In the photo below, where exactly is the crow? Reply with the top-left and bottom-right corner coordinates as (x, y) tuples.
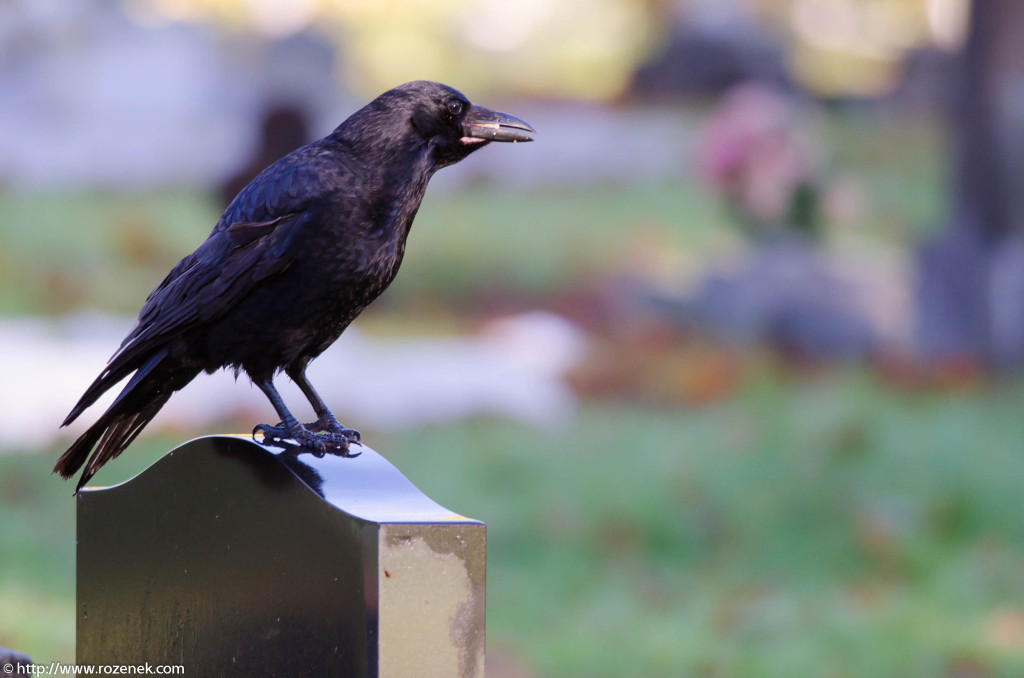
(55, 81), (535, 492)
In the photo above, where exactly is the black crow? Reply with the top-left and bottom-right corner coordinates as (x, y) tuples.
(55, 81), (535, 492)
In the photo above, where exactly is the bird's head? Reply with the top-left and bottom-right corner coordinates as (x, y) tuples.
(343, 81), (535, 170)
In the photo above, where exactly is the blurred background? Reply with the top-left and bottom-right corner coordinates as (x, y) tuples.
(4, 0), (1024, 675)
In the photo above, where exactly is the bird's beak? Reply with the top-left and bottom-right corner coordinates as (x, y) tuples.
(461, 104), (536, 143)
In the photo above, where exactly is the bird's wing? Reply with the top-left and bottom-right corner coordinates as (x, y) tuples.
(64, 147), (344, 426)
(118, 211), (306, 358)
(63, 211), (308, 427)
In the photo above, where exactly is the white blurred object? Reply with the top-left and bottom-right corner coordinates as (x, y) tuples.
(0, 311), (585, 451)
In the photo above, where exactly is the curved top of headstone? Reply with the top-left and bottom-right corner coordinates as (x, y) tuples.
(81, 434), (478, 525)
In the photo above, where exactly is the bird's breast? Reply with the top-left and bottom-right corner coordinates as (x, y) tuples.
(303, 218), (407, 307)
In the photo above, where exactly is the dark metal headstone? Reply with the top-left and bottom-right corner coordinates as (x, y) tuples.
(76, 436), (485, 677)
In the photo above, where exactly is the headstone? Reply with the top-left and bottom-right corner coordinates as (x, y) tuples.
(76, 435), (485, 677)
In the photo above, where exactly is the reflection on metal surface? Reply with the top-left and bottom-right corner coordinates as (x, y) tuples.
(77, 435), (486, 677)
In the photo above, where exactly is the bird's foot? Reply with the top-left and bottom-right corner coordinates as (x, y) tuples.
(303, 415), (361, 443)
(253, 422), (325, 454)
(253, 423), (361, 458)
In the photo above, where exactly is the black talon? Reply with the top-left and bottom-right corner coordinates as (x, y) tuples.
(304, 414), (360, 439)
(250, 374), (362, 459)
(254, 420), (361, 459)
(253, 423), (286, 446)
(325, 433), (362, 457)
(253, 421), (326, 452)
(331, 428), (360, 444)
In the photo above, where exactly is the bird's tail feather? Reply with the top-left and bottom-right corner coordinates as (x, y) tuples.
(55, 351), (195, 493)
(62, 347), (166, 428)
(54, 398), (169, 493)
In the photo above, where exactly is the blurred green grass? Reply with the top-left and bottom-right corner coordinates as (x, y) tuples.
(386, 370), (1024, 677)
(822, 108), (946, 241)
(7, 372), (1024, 676)
(0, 182), (737, 316)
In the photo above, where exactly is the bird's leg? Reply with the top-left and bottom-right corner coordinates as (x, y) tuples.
(287, 366), (361, 445)
(252, 378), (354, 456)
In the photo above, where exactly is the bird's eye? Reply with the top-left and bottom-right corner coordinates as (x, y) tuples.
(446, 100), (463, 116)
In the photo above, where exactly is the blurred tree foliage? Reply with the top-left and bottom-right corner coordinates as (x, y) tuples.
(771, 0), (968, 97)
(122, 0), (968, 100)
(122, 0), (654, 99)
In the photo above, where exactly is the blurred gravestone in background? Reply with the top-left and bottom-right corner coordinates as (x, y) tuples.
(917, 0), (1024, 365)
(641, 81), (884, 359)
(629, 6), (792, 99)
(0, 5), (345, 190)
(219, 104), (311, 208)
(652, 239), (877, 359)
(0, 648), (32, 675)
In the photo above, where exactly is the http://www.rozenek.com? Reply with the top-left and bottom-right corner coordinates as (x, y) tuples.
(6, 664), (184, 675)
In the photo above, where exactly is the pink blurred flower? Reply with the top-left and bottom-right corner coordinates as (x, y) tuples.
(697, 82), (821, 232)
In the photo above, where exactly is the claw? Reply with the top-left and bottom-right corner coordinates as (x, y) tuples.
(253, 422), (325, 454)
(329, 436), (362, 458)
(334, 428), (360, 444)
(304, 415), (361, 442)
(252, 423), (283, 446)
(253, 421), (360, 458)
